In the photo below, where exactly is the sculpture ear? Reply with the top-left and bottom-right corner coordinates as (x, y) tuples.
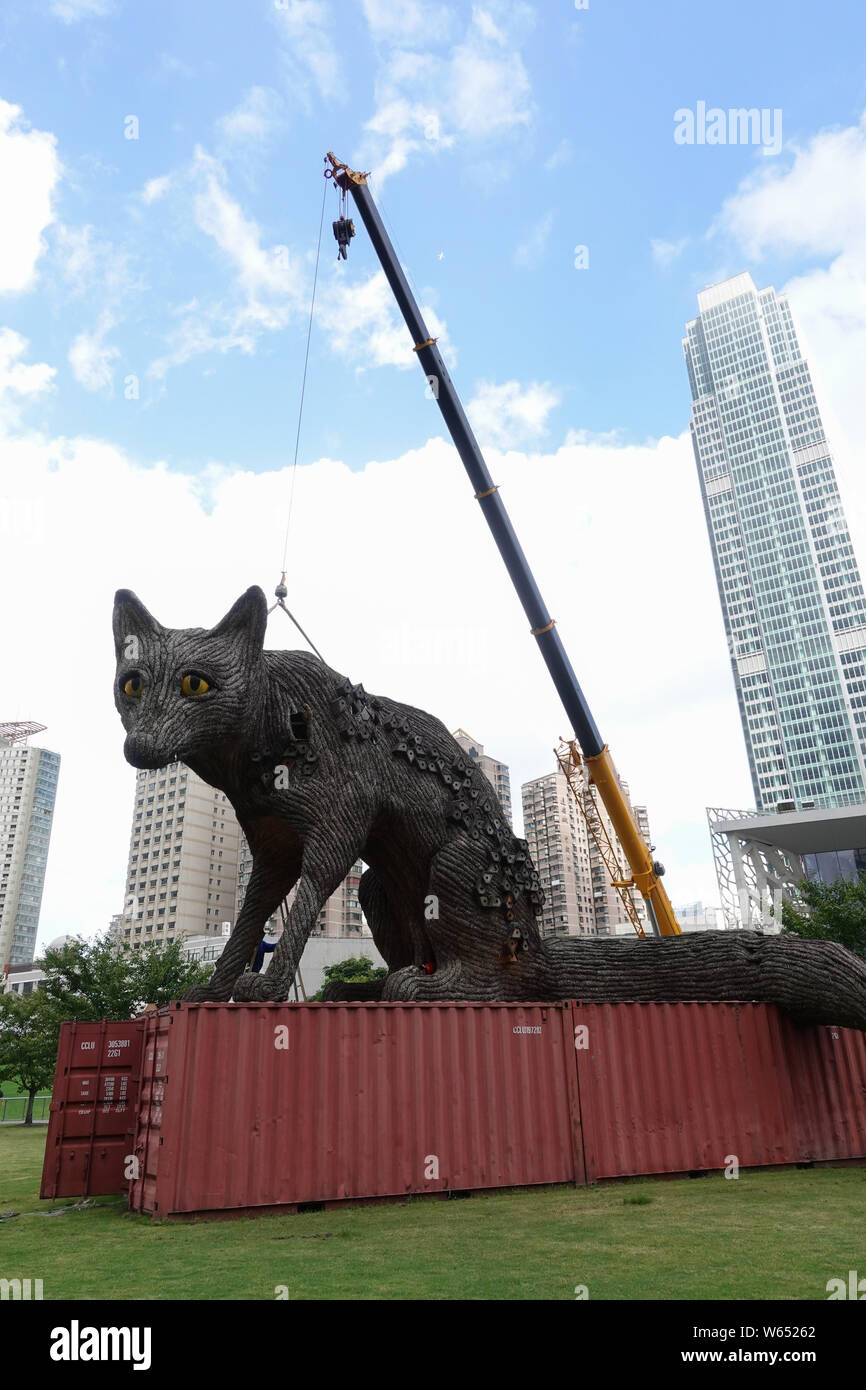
(113, 590), (163, 661)
(210, 586), (268, 655)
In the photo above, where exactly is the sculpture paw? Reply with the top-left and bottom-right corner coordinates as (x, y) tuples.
(181, 982), (231, 1003)
(381, 966), (437, 1002)
(231, 970), (289, 1003)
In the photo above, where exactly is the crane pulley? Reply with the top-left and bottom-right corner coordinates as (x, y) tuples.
(332, 215), (355, 260)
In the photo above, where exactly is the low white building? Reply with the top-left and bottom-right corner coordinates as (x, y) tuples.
(4, 927), (386, 1000)
(184, 924), (385, 997)
(708, 804), (866, 929)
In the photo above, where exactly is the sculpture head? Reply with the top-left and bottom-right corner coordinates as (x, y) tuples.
(112, 587), (268, 769)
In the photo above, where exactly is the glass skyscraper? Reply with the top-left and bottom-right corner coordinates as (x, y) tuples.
(0, 729), (60, 966)
(685, 272), (866, 812)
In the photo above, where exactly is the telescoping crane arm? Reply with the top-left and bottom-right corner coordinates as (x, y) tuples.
(325, 152), (680, 938)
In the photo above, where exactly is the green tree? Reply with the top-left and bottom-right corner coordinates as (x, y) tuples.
(311, 954), (387, 1001)
(781, 874), (866, 961)
(0, 937), (213, 1121)
(0, 989), (66, 1123)
(39, 932), (212, 1020)
(128, 937), (214, 1012)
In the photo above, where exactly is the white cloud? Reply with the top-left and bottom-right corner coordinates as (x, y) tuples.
(651, 236), (689, 268)
(448, 34), (531, 140)
(544, 138), (572, 172)
(318, 267), (451, 371)
(191, 149), (300, 325)
(514, 210), (554, 270)
(54, 225), (104, 291)
(0, 328), (55, 427)
(49, 0), (114, 21)
(272, 0), (342, 104)
(0, 100), (61, 294)
(472, 8), (507, 44)
(68, 312), (120, 393)
(361, 91), (455, 182)
(563, 426), (625, 448)
(148, 299), (261, 382)
(361, 0), (454, 42)
(358, 3), (533, 183)
(141, 174), (171, 204)
(714, 113), (866, 261)
(466, 379), (560, 447)
(217, 87), (284, 147)
(53, 223), (140, 299)
(158, 53), (195, 80)
(149, 150), (304, 379)
(0, 408), (752, 948)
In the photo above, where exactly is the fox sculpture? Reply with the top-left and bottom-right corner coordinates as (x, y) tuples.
(112, 585), (866, 1029)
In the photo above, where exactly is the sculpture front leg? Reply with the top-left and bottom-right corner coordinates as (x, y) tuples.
(182, 854), (297, 1002)
(233, 829), (366, 1002)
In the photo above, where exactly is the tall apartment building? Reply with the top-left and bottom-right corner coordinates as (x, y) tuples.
(685, 272), (866, 811)
(522, 769), (652, 937)
(522, 771), (595, 935)
(313, 860), (365, 936)
(118, 762), (241, 948)
(452, 729), (512, 825)
(0, 723), (60, 967)
(236, 840), (366, 937)
(589, 787), (652, 935)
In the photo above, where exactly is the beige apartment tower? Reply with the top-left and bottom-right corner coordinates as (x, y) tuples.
(452, 729), (512, 826)
(588, 785), (653, 936)
(522, 772), (596, 935)
(236, 840), (367, 938)
(522, 769), (652, 937)
(118, 762), (241, 948)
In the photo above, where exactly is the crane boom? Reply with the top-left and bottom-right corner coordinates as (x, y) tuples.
(325, 152), (680, 937)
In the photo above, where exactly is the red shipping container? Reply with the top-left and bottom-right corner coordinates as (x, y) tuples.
(43, 1001), (866, 1213)
(573, 1002), (866, 1183)
(786, 1017), (866, 1161)
(129, 1001), (583, 1217)
(40, 1018), (144, 1199)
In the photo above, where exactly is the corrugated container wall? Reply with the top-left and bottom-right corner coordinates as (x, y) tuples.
(42, 1003), (866, 1215)
(130, 1002), (582, 1217)
(574, 1002), (866, 1182)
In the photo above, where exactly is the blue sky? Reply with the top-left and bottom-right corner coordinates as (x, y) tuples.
(2, 0), (866, 944)
(3, 0), (865, 469)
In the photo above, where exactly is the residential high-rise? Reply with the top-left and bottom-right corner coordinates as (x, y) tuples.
(685, 272), (866, 812)
(117, 762), (241, 948)
(522, 771), (596, 935)
(236, 840), (366, 937)
(522, 768), (652, 937)
(452, 729), (512, 825)
(589, 787), (653, 936)
(312, 860), (366, 936)
(0, 723), (60, 967)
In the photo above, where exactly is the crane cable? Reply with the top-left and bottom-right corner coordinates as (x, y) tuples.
(269, 172), (329, 663)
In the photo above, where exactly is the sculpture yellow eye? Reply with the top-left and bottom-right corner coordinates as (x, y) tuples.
(124, 676), (143, 698)
(181, 674), (209, 697)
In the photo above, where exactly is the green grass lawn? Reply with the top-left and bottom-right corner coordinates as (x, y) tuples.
(2, 1125), (864, 1300)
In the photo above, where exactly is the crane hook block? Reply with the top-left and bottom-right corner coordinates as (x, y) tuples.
(333, 216), (355, 260)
